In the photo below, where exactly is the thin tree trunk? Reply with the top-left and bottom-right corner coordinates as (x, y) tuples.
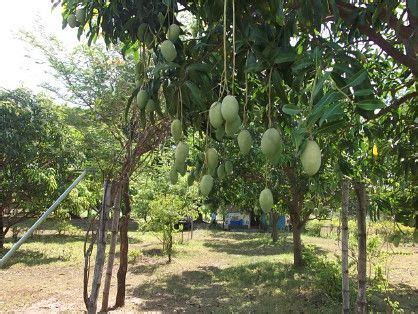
(292, 225), (304, 268)
(87, 180), (111, 314)
(101, 183), (122, 312)
(0, 209), (4, 251)
(354, 182), (367, 314)
(115, 181), (131, 308)
(271, 210), (278, 243)
(341, 178), (350, 313)
(190, 219), (193, 239)
(415, 213), (418, 231)
(168, 228), (173, 263)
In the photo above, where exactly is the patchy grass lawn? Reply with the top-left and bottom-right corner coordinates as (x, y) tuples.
(1, 228), (417, 312)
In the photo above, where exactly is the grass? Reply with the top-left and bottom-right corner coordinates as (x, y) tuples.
(1, 228), (417, 312)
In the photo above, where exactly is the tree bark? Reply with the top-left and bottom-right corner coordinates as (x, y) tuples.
(101, 183), (122, 312)
(0, 209), (4, 251)
(271, 210), (278, 243)
(190, 218), (193, 239)
(284, 166), (308, 268)
(115, 181), (131, 308)
(341, 178), (350, 314)
(292, 225), (304, 268)
(168, 230), (173, 263)
(415, 213), (418, 231)
(87, 180), (111, 314)
(354, 182), (367, 314)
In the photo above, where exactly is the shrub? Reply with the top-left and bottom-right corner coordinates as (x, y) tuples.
(304, 220), (322, 237)
(303, 245), (345, 302)
(128, 249), (141, 264)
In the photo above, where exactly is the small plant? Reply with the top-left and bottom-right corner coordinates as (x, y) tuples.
(304, 220), (322, 237)
(128, 249), (141, 264)
(146, 193), (192, 263)
(303, 245), (347, 302)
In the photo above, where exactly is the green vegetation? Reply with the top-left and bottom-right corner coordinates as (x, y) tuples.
(1, 0), (417, 312)
(1, 229), (417, 311)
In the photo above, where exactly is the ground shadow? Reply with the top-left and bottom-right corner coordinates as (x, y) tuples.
(129, 260), (341, 312)
(130, 258), (168, 275)
(369, 282), (418, 312)
(202, 230), (293, 256)
(128, 236), (418, 312)
(0, 248), (64, 268)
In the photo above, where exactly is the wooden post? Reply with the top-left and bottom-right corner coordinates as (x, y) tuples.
(101, 183), (122, 312)
(115, 181), (132, 308)
(87, 180), (111, 314)
(354, 182), (367, 314)
(341, 178), (350, 313)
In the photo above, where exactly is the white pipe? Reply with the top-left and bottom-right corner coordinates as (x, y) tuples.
(0, 170), (87, 267)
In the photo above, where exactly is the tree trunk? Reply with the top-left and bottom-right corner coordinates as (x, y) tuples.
(101, 183), (122, 312)
(196, 210), (203, 223)
(190, 219), (193, 239)
(0, 210), (4, 251)
(284, 165), (308, 268)
(292, 225), (304, 268)
(415, 213), (418, 231)
(168, 228), (173, 263)
(271, 210), (278, 243)
(341, 178), (350, 314)
(87, 180), (112, 314)
(115, 181), (131, 308)
(354, 182), (367, 314)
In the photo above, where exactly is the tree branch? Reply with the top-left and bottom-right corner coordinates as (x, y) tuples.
(367, 91), (418, 121)
(335, 1), (418, 77)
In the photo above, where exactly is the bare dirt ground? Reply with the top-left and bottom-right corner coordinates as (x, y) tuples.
(1, 229), (417, 312)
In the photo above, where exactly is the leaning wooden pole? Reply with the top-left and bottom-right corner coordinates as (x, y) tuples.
(341, 178), (350, 313)
(101, 183), (122, 312)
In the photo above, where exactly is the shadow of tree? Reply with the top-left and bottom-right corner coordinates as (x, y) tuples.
(130, 260), (342, 312)
(368, 282), (418, 312)
(0, 248), (64, 267)
(203, 237), (293, 256)
(129, 255), (168, 275)
(128, 233), (418, 312)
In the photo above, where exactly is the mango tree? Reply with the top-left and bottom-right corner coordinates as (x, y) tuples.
(54, 0), (417, 310)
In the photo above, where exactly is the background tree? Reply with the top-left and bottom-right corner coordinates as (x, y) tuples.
(0, 88), (82, 250)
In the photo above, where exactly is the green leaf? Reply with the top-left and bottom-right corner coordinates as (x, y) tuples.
(312, 73), (330, 100)
(276, 0), (285, 26)
(282, 104), (301, 115)
(344, 69), (368, 88)
(185, 81), (204, 105)
(354, 89), (374, 97)
(319, 102), (343, 125)
(316, 119), (347, 134)
(187, 63), (211, 73)
(245, 52), (263, 73)
(292, 59), (313, 73)
(312, 91), (340, 115)
(153, 62), (179, 76)
(407, 0), (418, 18)
(356, 100), (385, 111)
(274, 51), (297, 64)
(331, 71), (347, 89)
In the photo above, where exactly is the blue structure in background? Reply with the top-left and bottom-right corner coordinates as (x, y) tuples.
(260, 212), (287, 230)
(277, 215), (286, 230)
(229, 219), (244, 227)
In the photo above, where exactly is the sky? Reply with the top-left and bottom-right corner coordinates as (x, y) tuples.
(0, 0), (80, 93)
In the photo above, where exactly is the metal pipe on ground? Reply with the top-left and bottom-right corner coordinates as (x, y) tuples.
(0, 170), (88, 268)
